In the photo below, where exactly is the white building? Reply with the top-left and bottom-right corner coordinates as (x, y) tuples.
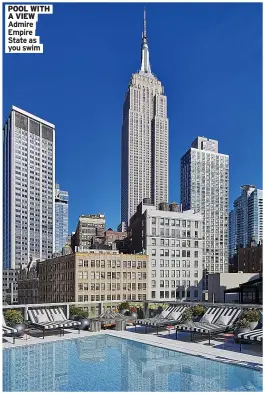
(180, 137), (229, 289)
(55, 183), (69, 253)
(3, 106), (55, 269)
(121, 10), (168, 226)
(229, 185), (263, 257)
(130, 201), (204, 301)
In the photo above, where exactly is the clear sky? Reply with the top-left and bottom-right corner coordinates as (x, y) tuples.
(3, 2), (262, 233)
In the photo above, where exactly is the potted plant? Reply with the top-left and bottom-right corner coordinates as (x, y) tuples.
(4, 310), (25, 337)
(69, 306), (89, 329)
(234, 318), (251, 336)
(130, 306), (138, 319)
(191, 305), (206, 321)
(242, 309), (260, 330)
(180, 309), (193, 324)
(118, 302), (130, 315)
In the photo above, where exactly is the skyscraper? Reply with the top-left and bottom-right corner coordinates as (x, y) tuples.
(121, 10), (169, 226)
(180, 137), (229, 286)
(55, 183), (69, 253)
(3, 106), (55, 269)
(229, 185), (263, 257)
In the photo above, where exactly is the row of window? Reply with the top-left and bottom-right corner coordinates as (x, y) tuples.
(152, 249), (199, 258)
(78, 260), (147, 269)
(78, 271), (147, 280)
(78, 294), (147, 302)
(151, 290), (199, 299)
(151, 270), (199, 278)
(151, 218), (199, 227)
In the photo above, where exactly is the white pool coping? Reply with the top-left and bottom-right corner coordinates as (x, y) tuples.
(3, 327), (262, 372)
(105, 330), (263, 372)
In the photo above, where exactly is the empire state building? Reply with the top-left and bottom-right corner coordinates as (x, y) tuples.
(121, 10), (169, 226)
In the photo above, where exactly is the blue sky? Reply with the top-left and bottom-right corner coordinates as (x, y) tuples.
(3, 2), (262, 233)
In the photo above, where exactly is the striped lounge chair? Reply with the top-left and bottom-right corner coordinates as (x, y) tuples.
(28, 308), (81, 339)
(138, 305), (188, 335)
(2, 315), (18, 344)
(175, 306), (242, 345)
(135, 305), (175, 326)
(237, 329), (263, 352)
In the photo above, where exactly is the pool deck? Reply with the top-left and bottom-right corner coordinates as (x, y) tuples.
(3, 325), (262, 372)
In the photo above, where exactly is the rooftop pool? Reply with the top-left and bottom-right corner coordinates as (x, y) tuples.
(3, 335), (263, 392)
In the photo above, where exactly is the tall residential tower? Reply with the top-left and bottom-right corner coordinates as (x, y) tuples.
(229, 185), (263, 257)
(55, 183), (69, 253)
(121, 10), (169, 226)
(181, 137), (229, 289)
(3, 106), (55, 269)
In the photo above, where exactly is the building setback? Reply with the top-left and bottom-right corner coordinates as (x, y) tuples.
(121, 10), (168, 226)
(129, 201), (203, 302)
(229, 185), (263, 257)
(180, 137), (229, 289)
(55, 183), (69, 253)
(3, 106), (55, 269)
(37, 251), (148, 315)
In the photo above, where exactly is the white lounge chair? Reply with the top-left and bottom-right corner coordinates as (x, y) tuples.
(175, 306), (242, 345)
(28, 307), (81, 339)
(136, 305), (175, 325)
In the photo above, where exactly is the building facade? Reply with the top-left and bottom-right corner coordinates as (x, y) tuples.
(229, 185), (263, 257)
(3, 106), (55, 269)
(37, 251), (148, 316)
(129, 201), (203, 301)
(121, 11), (168, 226)
(180, 137), (229, 288)
(229, 242), (263, 274)
(71, 214), (106, 251)
(55, 183), (69, 253)
(3, 269), (18, 304)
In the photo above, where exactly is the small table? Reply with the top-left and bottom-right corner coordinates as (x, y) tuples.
(167, 325), (175, 336)
(223, 333), (235, 349)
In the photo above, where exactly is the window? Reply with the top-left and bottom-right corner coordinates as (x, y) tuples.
(152, 291), (156, 299)
(152, 259), (156, 267)
(152, 238), (156, 246)
(152, 249), (156, 256)
(160, 249), (164, 256)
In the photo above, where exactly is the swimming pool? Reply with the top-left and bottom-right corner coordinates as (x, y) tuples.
(3, 335), (262, 392)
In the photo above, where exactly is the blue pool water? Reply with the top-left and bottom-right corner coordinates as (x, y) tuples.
(3, 335), (262, 392)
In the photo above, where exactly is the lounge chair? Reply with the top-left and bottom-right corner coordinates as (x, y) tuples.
(146, 305), (188, 333)
(2, 315), (18, 344)
(28, 308), (81, 339)
(46, 307), (81, 331)
(136, 305), (175, 325)
(135, 305), (187, 334)
(175, 306), (242, 345)
(237, 328), (263, 352)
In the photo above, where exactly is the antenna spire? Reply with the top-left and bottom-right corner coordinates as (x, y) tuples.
(143, 8), (147, 39)
(140, 8), (151, 74)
